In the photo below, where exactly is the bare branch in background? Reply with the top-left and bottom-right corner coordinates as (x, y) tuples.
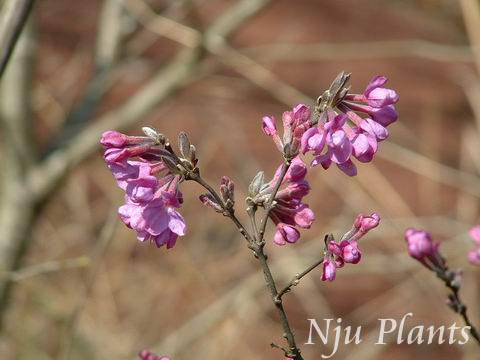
(0, 0), (273, 334)
(0, 19), (36, 328)
(240, 40), (475, 63)
(0, 0), (35, 78)
(460, 0), (480, 74)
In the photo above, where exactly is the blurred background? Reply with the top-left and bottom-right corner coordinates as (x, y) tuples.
(0, 0), (480, 359)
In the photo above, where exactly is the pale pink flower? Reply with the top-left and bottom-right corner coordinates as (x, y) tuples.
(468, 248), (480, 265)
(302, 74), (398, 176)
(469, 225), (480, 245)
(322, 260), (337, 281)
(322, 213), (380, 281)
(255, 157), (314, 245)
(102, 131), (187, 249)
(405, 228), (446, 271)
(468, 225), (480, 265)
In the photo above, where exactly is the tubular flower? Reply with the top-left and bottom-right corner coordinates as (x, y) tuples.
(405, 228), (446, 271)
(321, 213), (380, 281)
(468, 225), (480, 265)
(102, 130), (187, 249)
(255, 157), (315, 245)
(262, 104), (314, 157)
(302, 73), (398, 176)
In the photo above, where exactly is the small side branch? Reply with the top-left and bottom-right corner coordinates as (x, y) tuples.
(438, 271), (480, 345)
(276, 257), (324, 301)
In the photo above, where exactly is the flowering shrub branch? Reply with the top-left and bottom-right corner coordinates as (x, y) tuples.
(101, 71), (397, 359)
(405, 228), (480, 345)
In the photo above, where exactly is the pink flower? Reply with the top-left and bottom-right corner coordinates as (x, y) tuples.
(322, 213), (379, 281)
(322, 260), (337, 281)
(274, 223), (300, 246)
(255, 157), (314, 245)
(102, 131), (187, 249)
(468, 248), (480, 265)
(340, 240), (362, 264)
(468, 225), (480, 266)
(405, 228), (446, 271)
(469, 225), (480, 245)
(354, 213), (381, 234)
(302, 74), (398, 176)
(362, 75), (399, 108)
(262, 104), (314, 156)
(139, 350), (170, 360)
(101, 130), (162, 164)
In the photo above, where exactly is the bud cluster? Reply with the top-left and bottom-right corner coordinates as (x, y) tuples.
(322, 213), (380, 281)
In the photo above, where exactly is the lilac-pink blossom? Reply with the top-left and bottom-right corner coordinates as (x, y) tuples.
(321, 213), (380, 281)
(302, 75), (398, 176)
(468, 248), (480, 265)
(273, 223), (300, 246)
(102, 131), (186, 249)
(469, 225), (480, 245)
(322, 260), (337, 281)
(252, 157), (314, 246)
(405, 228), (446, 271)
(258, 157), (314, 245)
(468, 225), (480, 265)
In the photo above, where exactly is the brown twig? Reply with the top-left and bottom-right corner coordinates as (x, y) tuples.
(437, 270), (480, 345)
(190, 160), (304, 359)
(276, 257), (324, 301)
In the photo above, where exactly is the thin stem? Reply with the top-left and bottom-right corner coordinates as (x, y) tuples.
(438, 272), (480, 345)
(258, 161), (289, 240)
(276, 257), (324, 301)
(190, 164), (304, 359)
(249, 158), (304, 359)
(254, 247), (303, 359)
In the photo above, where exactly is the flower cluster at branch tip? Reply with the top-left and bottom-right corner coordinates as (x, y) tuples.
(251, 157), (314, 245)
(301, 73), (398, 176)
(262, 104), (314, 157)
(138, 350), (170, 360)
(468, 225), (480, 265)
(101, 129), (187, 249)
(322, 213), (380, 281)
(405, 228), (446, 272)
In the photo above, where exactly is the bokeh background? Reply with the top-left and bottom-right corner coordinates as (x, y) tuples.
(1, 0), (480, 359)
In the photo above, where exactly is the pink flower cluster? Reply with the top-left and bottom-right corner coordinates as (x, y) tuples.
(257, 157), (315, 245)
(301, 76), (398, 176)
(101, 131), (186, 249)
(405, 228), (446, 271)
(468, 225), (480, 265)
(139, 350), (170, 360)
(322, 213), (380, 281)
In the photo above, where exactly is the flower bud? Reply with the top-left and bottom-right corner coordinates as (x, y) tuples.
(321, 260), (337, 281)
(274, 223), (300, 246)
(262, 116), (277, 136)
(354, 212), (380, 233)
(340, 240), (362, 264)
(199, 194), (223, 213)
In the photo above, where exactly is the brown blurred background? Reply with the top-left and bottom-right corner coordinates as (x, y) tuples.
(1, 0), (480, 359)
